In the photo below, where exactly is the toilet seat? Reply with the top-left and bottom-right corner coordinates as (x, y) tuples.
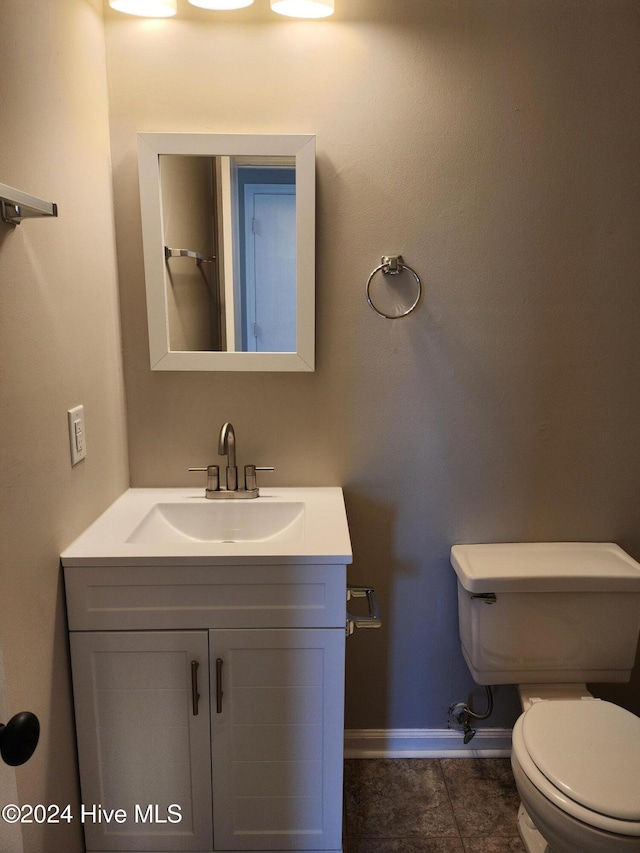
(512, 700), (640, 837)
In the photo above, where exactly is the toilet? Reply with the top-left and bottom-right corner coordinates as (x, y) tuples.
(450, 542), (640, 853)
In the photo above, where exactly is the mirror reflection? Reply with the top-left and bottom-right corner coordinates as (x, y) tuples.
(161, 154), (297, 354)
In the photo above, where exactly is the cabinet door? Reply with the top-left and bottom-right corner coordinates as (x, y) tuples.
(69, 631), (213, 851)
(210, 629), (345, 851)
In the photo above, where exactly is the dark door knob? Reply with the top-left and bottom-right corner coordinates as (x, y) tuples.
(0, 712), (40, 766)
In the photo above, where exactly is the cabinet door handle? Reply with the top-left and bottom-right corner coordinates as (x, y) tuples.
(216, 658), (224, 714)
(191, 660), (200, 716)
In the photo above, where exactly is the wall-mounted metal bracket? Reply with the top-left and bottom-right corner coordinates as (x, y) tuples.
(0, 182), (58, 226)
(164, 246), (215, 266)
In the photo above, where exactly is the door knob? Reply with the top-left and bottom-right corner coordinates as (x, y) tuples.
(0, 711), (40, 766)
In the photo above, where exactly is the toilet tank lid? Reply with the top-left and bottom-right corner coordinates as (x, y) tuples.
(450, 542), (640, 593)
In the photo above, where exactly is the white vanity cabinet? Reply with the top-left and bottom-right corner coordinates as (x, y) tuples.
(208, 627), (345, 851)
(64, 562), (347, 853)
(68, 630), (214, 852)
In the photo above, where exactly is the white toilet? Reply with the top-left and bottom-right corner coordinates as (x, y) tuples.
(451, 542), (640, 853)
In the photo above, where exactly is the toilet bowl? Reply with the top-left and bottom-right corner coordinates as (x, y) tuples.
(510, 697), (640, 852)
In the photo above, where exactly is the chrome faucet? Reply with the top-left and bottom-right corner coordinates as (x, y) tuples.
(218, 422), (237, 491)
(189, 421), (273, 499)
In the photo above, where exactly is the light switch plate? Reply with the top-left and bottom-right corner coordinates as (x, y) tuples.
(68, 405), (86, 466)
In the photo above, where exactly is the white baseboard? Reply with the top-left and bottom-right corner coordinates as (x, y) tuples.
(344, 727), (512, 759)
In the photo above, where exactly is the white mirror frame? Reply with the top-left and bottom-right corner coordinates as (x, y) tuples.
(137, 132), (315, 371)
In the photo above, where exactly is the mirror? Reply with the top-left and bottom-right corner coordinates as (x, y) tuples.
(137, 133), (315, 371)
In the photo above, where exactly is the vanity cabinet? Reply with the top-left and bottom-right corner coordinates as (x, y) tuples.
(68, 630), (213, 852)
(64, 563), (347, 853)
(209, 628), (344, 851)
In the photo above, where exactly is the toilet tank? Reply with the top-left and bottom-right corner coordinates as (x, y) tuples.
(451, 543), (640, 685)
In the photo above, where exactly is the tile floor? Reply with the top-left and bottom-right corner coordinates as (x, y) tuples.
(343, 758), (526, 852)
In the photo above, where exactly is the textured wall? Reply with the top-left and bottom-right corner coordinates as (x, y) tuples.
(105, 0), (640, 730)
(0, 2), (129, 849)
(0, 637), (22, 852)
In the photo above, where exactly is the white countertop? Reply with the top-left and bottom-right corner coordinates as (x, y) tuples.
(61, 487), (353, 566)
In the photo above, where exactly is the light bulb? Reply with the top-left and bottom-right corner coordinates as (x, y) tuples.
(189, 0), (254, 8)
(109, 0), (177, 16)
(270, 0), (334, 18)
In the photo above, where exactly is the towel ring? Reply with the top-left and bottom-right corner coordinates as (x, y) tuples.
(366, 255), (422, 319)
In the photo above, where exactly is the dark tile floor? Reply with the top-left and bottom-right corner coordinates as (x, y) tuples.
(344, 758), (525, 853)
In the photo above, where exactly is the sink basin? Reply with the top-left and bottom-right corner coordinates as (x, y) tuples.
(126, 500), (305, 545)
(61, 487), (352, 565)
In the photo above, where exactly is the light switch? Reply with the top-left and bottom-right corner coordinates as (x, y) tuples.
(68, 405), (86, 466)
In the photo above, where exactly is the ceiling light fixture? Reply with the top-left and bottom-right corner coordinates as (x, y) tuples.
(270, 0), (334, 18)
(109, 0), (334, 18)
(109, 0), (177, 16)
(188, 0), (254, 8)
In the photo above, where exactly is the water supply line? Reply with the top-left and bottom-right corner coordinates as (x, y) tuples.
(449, 686), (494, 744)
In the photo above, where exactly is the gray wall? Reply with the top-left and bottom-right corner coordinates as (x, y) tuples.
(105, 0), (640, 730)
(0, 1), (129, 850)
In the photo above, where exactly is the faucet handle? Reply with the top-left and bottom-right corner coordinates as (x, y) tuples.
(244, 465), (274, 492)
(188, 464), (219, 496)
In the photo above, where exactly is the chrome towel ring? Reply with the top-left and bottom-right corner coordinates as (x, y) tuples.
(366, 255), (422, 319)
